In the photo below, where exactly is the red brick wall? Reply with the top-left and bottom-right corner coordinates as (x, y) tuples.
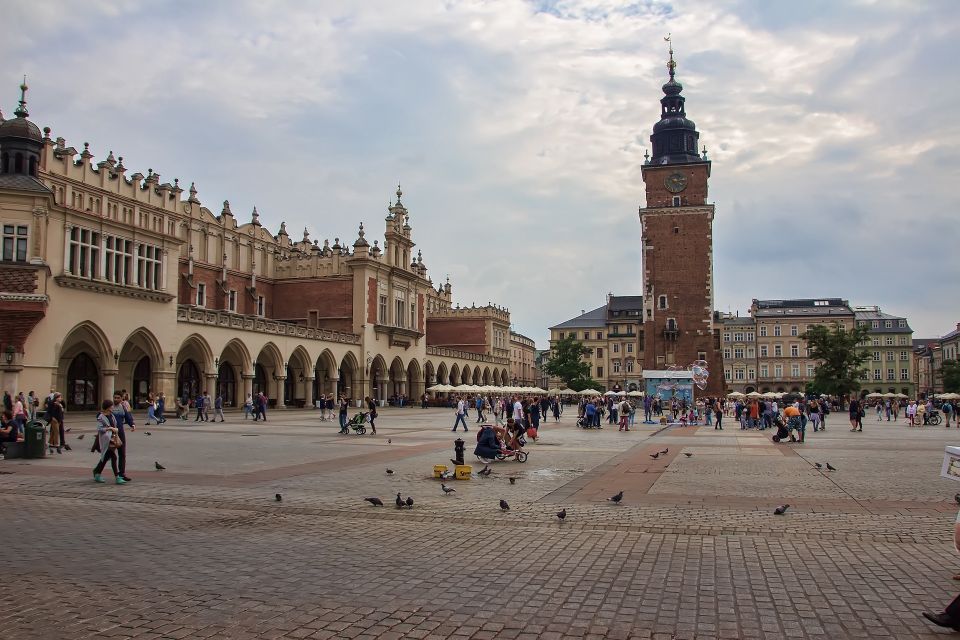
(273, 277), (354, 333)
(178, 261), (275, 317)
(0, 265), (38, 293)
(367, 277), (377, 325)
(641, 161), (723, 395)
(642, 164), (710, 208)
(0, 306), (46, 351)
(426, 317), (486, 354)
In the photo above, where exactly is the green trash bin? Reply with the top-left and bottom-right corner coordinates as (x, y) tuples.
(24, 420), (47, 459)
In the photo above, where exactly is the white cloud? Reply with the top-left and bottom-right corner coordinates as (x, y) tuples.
(2, 0), (958, 342)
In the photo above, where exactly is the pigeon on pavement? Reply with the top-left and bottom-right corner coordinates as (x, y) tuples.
(499, 499), (510, 511)
(556, 508), (566, 521)
(275, 493), (282, 502)
(405, 496), (414, 508)
(650, 452), (660, 459)
(386, 469), (394, 474)
(509, 477), (517, 484)
(661, 448), (669, 455)
(441, 484), (456, 494)
(77, 434), (85, 440)
(814, 463), (823, 469)
(65, 428), (72, 433)
(154, 461), (165, 470)
(683, 452), (693, 458)
(388, 438), (392, 444)
(145, 432), (152, 436)
(608, 491), (624, 504)
(826, 463), (837, 471)
(364, 497), (384, 506)
(774, 504), (790, 515)
(396, 493), (404, 508)
(479, 465), (492, 476)
(955, 493), (960, 506)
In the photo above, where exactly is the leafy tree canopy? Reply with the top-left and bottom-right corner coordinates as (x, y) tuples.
(544, 336), (593, 388)
(801, 322), (871, 398)
(943, 359), (960, 394)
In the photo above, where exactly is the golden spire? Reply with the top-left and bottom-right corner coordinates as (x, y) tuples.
(664, 33), (676, 80)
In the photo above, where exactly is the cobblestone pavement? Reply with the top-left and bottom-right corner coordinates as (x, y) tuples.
(3, 407), (960, 639)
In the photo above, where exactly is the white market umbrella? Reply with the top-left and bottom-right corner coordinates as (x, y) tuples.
(579, 388), (601, 396)
(547, 388), (565, 395)
(746, 391), (763, 398)
(940, 393), (960, 400)
(882, 392), (897, 398)
(865, 392), (883, 398)
(627, 391), (644, 397)
(427, 384), (452, 392)
(727, 391), (745, 398)
(895, 393), (908, 398)
(560, 388), (576, 395)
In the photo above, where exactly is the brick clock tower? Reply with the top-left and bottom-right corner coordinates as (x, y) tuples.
(639, 42), (724, 396)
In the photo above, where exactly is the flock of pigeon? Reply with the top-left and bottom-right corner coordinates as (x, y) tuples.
(141, 438), (841, 521)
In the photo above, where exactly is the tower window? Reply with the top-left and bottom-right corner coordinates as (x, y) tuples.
(658, 295), (667, 310)
(672, 197), (681, 207)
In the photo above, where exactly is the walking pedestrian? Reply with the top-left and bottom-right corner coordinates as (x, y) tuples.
(93, 400), (125, 484)
(849, 396), (862, 432)
(945, 400), (954, 428)
(156, 392), (166, 423)
(214, 394), (225, 422)
(365, 396), (378, 435)
(475, 395), (485, 423)
(146, 393), (158, 425)
(259, 392), (269, 421)
(203, 391), (212, 422)
(452, 395), (468, 432)
(47, 393), (68, 454)
(338, 395), (349, 433)
(111, 392), (134, 482)
(195, 391), (206, 422)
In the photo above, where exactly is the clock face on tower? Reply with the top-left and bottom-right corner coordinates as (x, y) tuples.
(664, 172), (688, 193)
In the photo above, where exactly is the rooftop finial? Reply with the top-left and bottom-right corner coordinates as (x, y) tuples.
(396, 183), (402, 202)
(13, 75), (28, 118)
(664, 33), (676, 80)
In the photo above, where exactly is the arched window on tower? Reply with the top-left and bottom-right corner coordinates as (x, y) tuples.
(1, 153), (8, 173)
(29, 156), (37, 176)
(14, 153), (23, 174)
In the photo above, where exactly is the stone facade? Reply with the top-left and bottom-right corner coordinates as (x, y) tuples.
(0, 86), (511, 408)
(509, 331), (537, 387)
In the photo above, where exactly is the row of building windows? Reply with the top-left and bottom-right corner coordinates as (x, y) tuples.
(862, 369), (912, 381)
(66, 227), (164, 290)
(723, 331), (756, 342)
(858, 319), (908, 329)
(727, 365), (913, 382)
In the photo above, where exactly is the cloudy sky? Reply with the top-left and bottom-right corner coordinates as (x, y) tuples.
(4, 0), (958, 345)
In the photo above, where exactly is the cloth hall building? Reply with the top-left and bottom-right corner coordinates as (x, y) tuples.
(0, 82), (514, 410)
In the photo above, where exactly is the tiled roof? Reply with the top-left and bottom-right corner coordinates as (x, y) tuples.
(0, 174), (51, 194)
(550, 305), (607, 330)
(607, 295), (643, 312)
(754, 298), (853, 318)
(720, 317), (754, 326)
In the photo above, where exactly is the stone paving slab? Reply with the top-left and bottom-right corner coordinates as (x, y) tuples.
(4, 408), (960, 638)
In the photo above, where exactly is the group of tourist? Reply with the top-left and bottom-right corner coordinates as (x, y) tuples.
(449, 394), (562, 433)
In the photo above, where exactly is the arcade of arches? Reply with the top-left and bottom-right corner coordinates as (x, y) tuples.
(53, 321), (509, 410)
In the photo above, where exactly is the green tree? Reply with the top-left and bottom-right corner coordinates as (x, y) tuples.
(544, 336), (593, 387)
(801, 322), (870, 398)
(568, 377), (603, 392)
(943, 359), (960, 394)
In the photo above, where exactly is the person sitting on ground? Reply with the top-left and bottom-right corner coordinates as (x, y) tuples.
(0, 409), (19, 455)
(474, 424), (502, 461)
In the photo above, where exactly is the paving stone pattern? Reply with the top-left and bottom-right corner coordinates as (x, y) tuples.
(3, 407), (960, 639)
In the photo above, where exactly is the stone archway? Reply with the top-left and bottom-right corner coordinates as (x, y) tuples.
(57, 321), (112, 411)
(369, 355), (388, 403)
(407, 359), (423, 401)
(461, 365), (471, 386)
(218, 339), (252, 408)
(424, 361), (436, 389)
(313, 349), (339, 404)
(389, 356), (406, 401)
(339, 352), (359, 400)
(118, 327), (163, 409)
(286, 346), (312, 407)
(254, 342), (284, 407)
(175, 334), (214, 402)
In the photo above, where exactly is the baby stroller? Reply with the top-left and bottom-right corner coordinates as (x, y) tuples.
(343, 411), (369, 435)
(577, 415), (599, 429)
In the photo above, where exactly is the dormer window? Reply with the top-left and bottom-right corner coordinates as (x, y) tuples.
(672, 196), (681, 207)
